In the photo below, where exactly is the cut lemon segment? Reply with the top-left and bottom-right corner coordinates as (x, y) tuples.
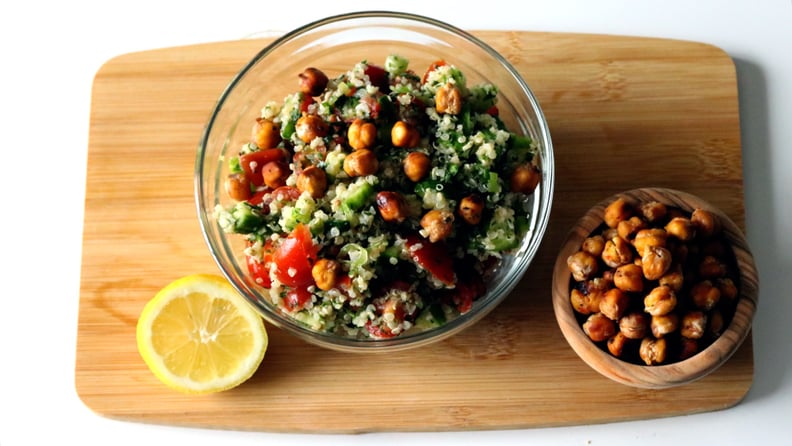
(136, 274), (268, 394)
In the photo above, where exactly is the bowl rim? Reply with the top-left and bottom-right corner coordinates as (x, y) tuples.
(551, 187), (758, 388)
(195, 10), (555, 352)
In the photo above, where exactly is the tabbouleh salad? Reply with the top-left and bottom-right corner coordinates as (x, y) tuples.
(215, 55), (541, 339)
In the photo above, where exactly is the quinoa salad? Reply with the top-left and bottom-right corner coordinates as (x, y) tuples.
(214, 55), (541, 339)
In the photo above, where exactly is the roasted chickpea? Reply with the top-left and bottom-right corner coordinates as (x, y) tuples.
(435, 83), (463, 115)
(295, 115), (329, 143)
(602, 236), (634, 268)
(567, 251), (599, 282)
(639, 337), (667, 365)
(296, 166), (327, 198)
(420, 209), (455, 243)
(311, 258), (340, 291)
(607, 332), (629, 358)
(708, 309), (725, 338)
(642, 246), (673, 280)
(680, 311), (708, 339)
(599, 288), (630, 321)
(690, 280), (721, 310)
(224, 173), (252, 201)
(581, 235), (606, 257)
(604, 197), (633, 228)
(691, 208), (720, 238)
(644, 285), (677, 316)
(698, 255), (728, 278)
(650, 313), (679, 338)
(391, 120), (421, 148)
(619, 312), (649, 340)
(376, 191), (408, 223)
(582, 313), (617, 342)
(613, 263), (644, 293)
(658, 265), (685, 293)
(403, 151), (431, 182)
(640, 201), (667, 223)
(347, 119), (377, 150)
(457, 194), (484, 225)
(343, 149), (379, 177)
(298, 67), (329, 96)
(633, 228), (668, 257)
(571, 288), (606, 315)
(252, 118), (282, 149)
(665, 217), (696, 241)
(261, 160), (289, 189)
(715, 277), (738, 302)
(509, 164), (541, 194)
(602, 227), (619, 241)
(678, 337), (699, 360)
(617, 216), (646, 242)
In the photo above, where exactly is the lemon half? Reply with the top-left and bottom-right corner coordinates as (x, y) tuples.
(136, 274), (268, 394)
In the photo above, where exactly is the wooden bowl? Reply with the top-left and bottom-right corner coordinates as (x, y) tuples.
(552, 188), (759, 389)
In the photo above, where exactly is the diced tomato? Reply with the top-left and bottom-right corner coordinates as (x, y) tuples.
(485, 105), (499, 117)
(299, 95), (315, 113)
(361, 95), (382, 119)
(239, 149), (287, 186)
(273, 224), (317, 288)
(247, 189), (269, 206)
(365, 321), (397, 339)
(283, 286), (312, 312)
(246, 239), (275, 288)
(364, 64), (389, 93)
(422, 60), (447, 84)
(452, 275), (486, 314)
(405, 235), (455, 286)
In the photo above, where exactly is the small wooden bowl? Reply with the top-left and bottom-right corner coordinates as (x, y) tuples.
(552, 188), (759, 389)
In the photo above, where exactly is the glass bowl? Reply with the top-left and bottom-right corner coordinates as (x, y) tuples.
(195, 11), (554, 352)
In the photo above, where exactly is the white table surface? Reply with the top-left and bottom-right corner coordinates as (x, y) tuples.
(2, 0), (790, 444)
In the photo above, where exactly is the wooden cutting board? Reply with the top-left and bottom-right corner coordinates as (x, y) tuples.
(75, 31), (752, 433)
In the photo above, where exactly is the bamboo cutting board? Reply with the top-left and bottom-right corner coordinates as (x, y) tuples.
(75, 31), (752, 433)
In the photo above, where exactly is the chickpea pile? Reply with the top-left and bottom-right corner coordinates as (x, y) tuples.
(567, 197), (740, 366)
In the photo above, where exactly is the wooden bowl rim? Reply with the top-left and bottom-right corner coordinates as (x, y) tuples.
(551, 187), (759, 389)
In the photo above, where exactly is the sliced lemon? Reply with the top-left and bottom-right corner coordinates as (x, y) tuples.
(136, 274), (268, 394)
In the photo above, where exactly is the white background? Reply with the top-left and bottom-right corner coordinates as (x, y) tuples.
(2, 0), (791, 444)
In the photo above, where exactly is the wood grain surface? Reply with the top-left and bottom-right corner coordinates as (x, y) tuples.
(75, 31), (752, 433)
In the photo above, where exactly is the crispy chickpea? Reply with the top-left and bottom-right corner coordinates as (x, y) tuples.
(650, 313), (679, 338)
(644, 285), (677, 316)
(403, 151), (431, 182)
(295, 115), (329, 143)
(680, 311), (708, 339)
(509, 164), (541, 194)
(698, 255), (728, 278)
(633, 228), (668, 257)
(571, 287), (606, 315)
(391, 120), (421, 148)
(701, 238), (728, 258)
(298, 67), (329, 96)
(343, 149), (379, 177)
(659, 265), (685, 293)
(435, 83), (462, 114)
(224, 173), (252, 201)
(665, 217), (696, 241)
(604, 197), (633, 228)
(690, 280), (721, 311)
(567, 251), (599, 282)
(599, 288), (630, 321)
(458, 194), (485, 225)
(252, 118), (282, 149)
(613, 263), (644, 293)
(642, 246), (673, 280)
(678, 337), (699, 360)
(376, 191), (408, 223)
(602, 236), (634, 268)
(691, 208), (720, 238)
(311, 258), (340, 291)
(715, 277), (738, 302)
(581, 235), (606, 257)
(420, 209), (455, 243)
(261, 160), (289, 189)
(640, 201), (667, 223)
(639, 337), (667, 365)
(607, 332), (629, 358)
(619, 312), (649, 340)
(582, 313), (617, 342)
(347, 119), (377, 150)
(617, 216), (646, 242)
(296, 166), (327, 198)
(708, 309), (725, 338)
